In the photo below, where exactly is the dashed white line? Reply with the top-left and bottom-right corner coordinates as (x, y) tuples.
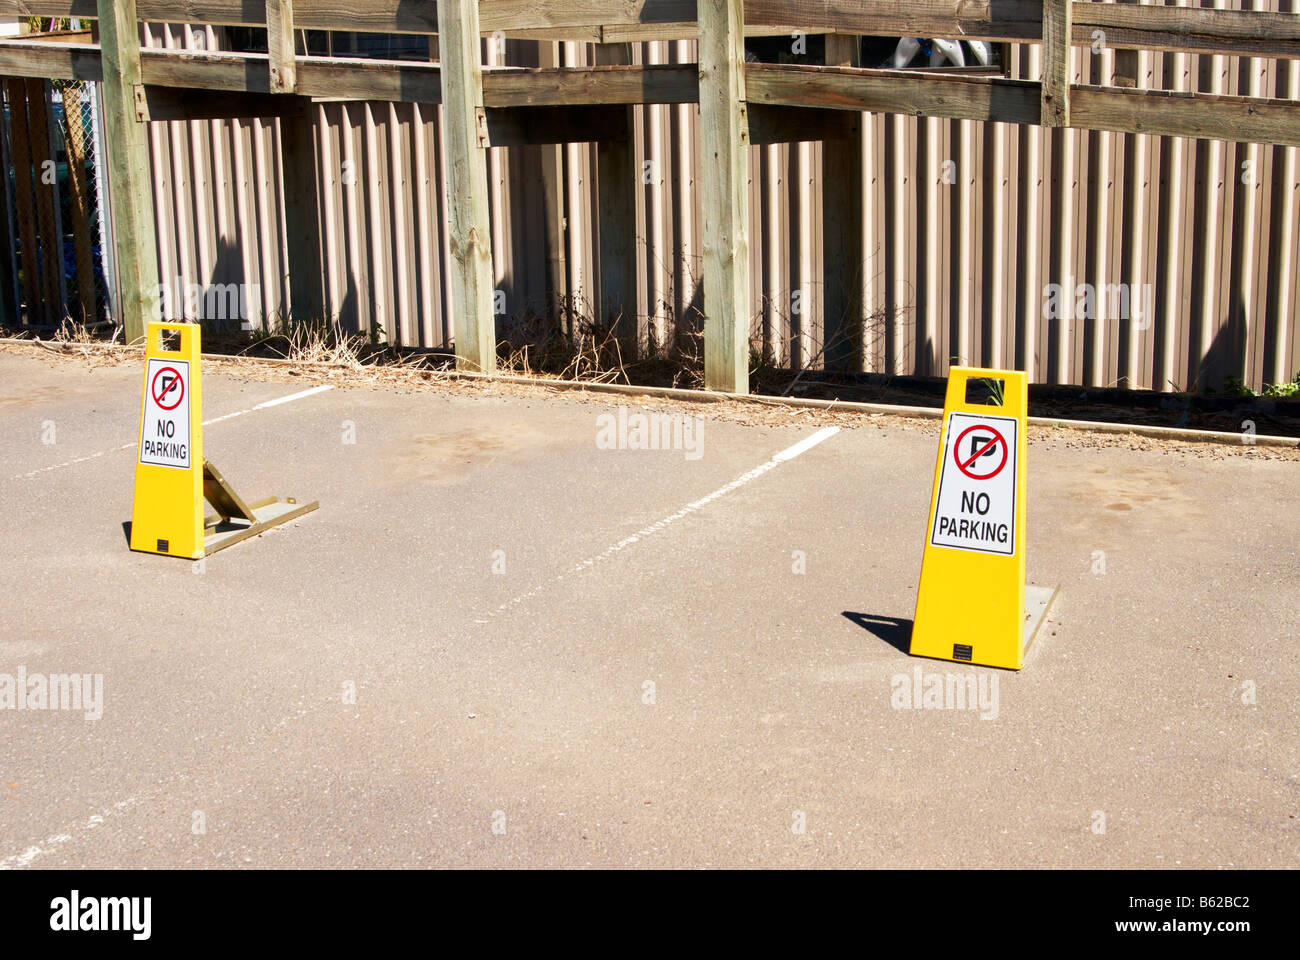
(246, 384), (333, 410)
(203, 384), (334, 424)
(6, 385), (334, 481)
(0, 797), (138, 870)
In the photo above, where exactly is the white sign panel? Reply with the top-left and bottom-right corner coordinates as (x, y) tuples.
(139, 358), (191, 469)
(929, 411), (1018, 556)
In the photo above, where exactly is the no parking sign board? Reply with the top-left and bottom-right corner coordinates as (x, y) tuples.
(130, 324), (205, 558)
(139, 358), (191, 469)
(929, 412), (1018, 556)
(910, 368), (1035, 670)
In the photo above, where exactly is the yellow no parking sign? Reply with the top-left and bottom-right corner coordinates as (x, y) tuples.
(930, 412), (1018, 556)
(130, 323), (205, 558)
(129, 321), (319, 560)
(910, 367), (1051, 670)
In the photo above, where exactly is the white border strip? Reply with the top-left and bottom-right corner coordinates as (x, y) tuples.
(5, 385), (334, 482)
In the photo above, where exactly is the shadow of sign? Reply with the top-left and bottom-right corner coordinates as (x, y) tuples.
(841, 611), (913, 655)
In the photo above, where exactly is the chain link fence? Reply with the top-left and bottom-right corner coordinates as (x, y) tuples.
(1, 24), (113, 335)
(51, 78), (111, 331)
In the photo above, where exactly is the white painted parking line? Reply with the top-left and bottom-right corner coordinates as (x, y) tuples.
(0, 797), (138, 871)
(5, 385), (335, 482)
(204, 384), (335, 423)
(475, 426), (841, 623)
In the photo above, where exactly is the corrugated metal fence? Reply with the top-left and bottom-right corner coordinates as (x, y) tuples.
(143, 4), (1300, 393)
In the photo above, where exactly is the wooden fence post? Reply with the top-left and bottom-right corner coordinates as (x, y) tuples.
(698, 0), (751, 394)
(1042, 0), (1073, 127)
(267, 0), (297, 94)
(437, 0), (497, 373)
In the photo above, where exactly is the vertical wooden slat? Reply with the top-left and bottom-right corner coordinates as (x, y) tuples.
(536, 40), (568, 320)
(485, 39), (507, 330)
(1273, 16), (1300, 385)
(163, 27), (197, 314)
(1020, 43), (1045, 380)
(228, 118), (256, 326)
(97, 0), (159, 342)
(412, 101), (437, 344)
(987, 119), (1009, 369)
(673, 38), (697, 330)
(279, 101), (323, 323)
(1161, 43), (1191, 391)
(141, 26), (173, 319)
(698, 0), (750, 393)
(340, 105), (367, 333)
(183, 25), (215, 308)
(1241, 11), (1271, 391)
(750, 138), (768, 359)
(921, 116), (941, 372)
(823, 33), (864, 372)
(363, 103), (388, 338)
(791, 141), (813, 368)
(434, 100), (454, 345)
(253, 119), (281, 323)
(644, 41), (668, 350)
(1121, 131), (1148, 390)
(956, 118), (976, 368)
(317, 104), (341, 323)
(1198, 0), (1230, 389)
(437, 0), (496, 372)
(760, 142), (780, 363)
(208, 110), (235, 306)
(865, 111), (885, 372)
(595, 42), (639, 351)
(887, 114), (909, 375)
(389, 102), (413, 343)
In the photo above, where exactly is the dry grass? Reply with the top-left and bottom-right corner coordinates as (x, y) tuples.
(495, 297), (707, 390)
(4, 335), (1297, 462)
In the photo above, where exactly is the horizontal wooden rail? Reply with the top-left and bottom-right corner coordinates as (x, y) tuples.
(0, 41), (702, 105)
(4, 36), (1298, 148)
(1, 1), (1299, 58)
(745, 62), (1300, 146)
(746, 61), (1041, 125)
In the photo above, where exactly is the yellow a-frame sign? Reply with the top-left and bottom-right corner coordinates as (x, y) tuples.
(129, 322), (318, 559)
(130, 322), (205, 557)
(910, 367), (1055, 670)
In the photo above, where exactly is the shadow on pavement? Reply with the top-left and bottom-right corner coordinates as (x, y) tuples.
(842, 611), (913, 654)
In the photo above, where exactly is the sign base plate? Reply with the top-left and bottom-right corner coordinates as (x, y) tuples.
(203, 496), (319, 556)
(1023, 583), (1061, 660)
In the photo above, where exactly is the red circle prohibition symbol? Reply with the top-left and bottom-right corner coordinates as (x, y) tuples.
(953, 424), (1008, 480)
(151, 366), (185, 411)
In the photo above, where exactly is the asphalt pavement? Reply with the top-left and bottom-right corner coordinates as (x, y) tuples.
(0, 348), (1296, 868)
